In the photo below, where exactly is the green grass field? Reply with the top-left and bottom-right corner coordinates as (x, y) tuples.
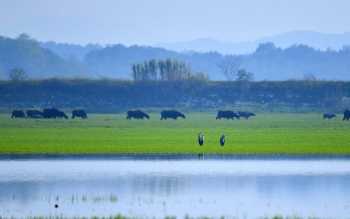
(0, 113), (350, 155)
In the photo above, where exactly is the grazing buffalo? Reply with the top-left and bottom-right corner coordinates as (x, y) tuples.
(323, 113), (336, 120)
(343, 109), (350, 121)
(127, 110), (150, 120)
(11, 110), (25, 118)
(26, 109), (44, 118)
(72, 109), (88, 119)
(43, 108), (68, 119)
(238, 111), (256, 119)
(160, 110), (186, 120)
(216, 110), (240, 120)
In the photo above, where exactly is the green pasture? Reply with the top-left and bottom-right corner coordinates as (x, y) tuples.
(0, 113), (349, 155)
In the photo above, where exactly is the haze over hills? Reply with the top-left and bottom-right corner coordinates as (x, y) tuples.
(1, 31), (350, 81)
(40, 42), (102, 61)
(157, 31), (350, 54)
(0, 35), (87, 79)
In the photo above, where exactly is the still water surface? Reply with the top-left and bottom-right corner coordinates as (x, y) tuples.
(0, 159), (350, 218)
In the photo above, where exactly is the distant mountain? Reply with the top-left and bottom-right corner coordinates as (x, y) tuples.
(2, 34), (350, 81)
(156, 38), (256, 55)
(239, 43), (350, 80)
(0, 35), (87, 79)
(157, 31), (350, 55)
(84, 42), (350, 81)
(84, 44), (224, 80)
(40, 41), (102, 61)
(259, 31), (350, 51)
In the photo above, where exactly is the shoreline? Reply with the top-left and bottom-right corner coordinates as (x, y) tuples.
(1, 153), (350, 160)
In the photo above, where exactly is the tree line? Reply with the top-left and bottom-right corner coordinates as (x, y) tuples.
(131, 59), (208, 81)
(0, 79), (349, 113)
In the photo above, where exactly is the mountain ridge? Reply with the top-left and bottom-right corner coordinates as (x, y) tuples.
(156, 31), (350, 54)
(1, 32), (350, 81)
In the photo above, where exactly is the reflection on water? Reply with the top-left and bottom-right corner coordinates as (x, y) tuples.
(0, 159), (350, 218)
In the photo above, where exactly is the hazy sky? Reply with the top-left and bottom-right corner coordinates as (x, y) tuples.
(1, 0), (349, 45)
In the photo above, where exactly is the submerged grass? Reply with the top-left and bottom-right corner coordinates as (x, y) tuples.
(0, 113), (349, 155)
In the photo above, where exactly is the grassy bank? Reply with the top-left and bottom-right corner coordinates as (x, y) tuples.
(0, 113), (349, 155)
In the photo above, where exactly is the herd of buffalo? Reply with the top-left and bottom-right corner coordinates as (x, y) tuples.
(10, 109), (254, 120)
(323, 110), (350, 120)
(126, 110), (256, 120)
(127, 110), (187, 120)
(10, 109), (350, 121)
(11, 109), (87, 119)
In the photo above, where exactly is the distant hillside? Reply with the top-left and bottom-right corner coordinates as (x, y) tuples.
(84, 42), (350, 81)
(157, 31), (350, 55)
(157, 38), (256, 55)
(40, 41), (102, 61)
(0, 35), (87, 79)
(239, 43), (350, 80)
(1, 34), (350, 81)
(84, 44), (224, 80)
(259, 31), (350, 51)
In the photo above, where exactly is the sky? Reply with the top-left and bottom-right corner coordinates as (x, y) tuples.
(0, 0), (350, 45)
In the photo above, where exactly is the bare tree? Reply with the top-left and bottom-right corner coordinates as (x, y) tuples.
(148, 59), (158, 80)
(17, 33), (32, 41)
(8, 68), (28, 81)
(132, 59), (200, 82)
(218, 56), (242, 81)
(303, 73), (317, 81)
(236, 69), (254, 81)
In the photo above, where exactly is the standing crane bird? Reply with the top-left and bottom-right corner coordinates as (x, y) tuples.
(198, 132), (204, 146)
(220, 134), (225, 146)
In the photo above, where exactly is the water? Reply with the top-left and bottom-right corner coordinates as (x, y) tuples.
(0, 159), (350, 218)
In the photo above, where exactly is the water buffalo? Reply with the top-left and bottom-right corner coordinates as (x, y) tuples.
(323, 113), (336, 120)
(11, 110), (25, 118)
(216, 110), (240, 120)
(72, 109), (88, 119)
(26, 109), (44, 118)
(160, 110), (186, 120)
(238, 111), (256, 119)
(127, 110), (150, 120)
(343, 109), (350, 121)
(43, 108), (68, 119)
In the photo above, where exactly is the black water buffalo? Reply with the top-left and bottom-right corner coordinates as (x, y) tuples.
(11, 110), (25, 118)
(72, 110), (88, 119)
(343, 109), (350, 121)
(26, 109), (44, 118)
(238, 111), (256, 119)
(43, 108), (68, 119)
(160, 110), (186, 120)
(127, 110), (150, 120)
(323, 113), (336, 120)
(216, 110), (240, 120)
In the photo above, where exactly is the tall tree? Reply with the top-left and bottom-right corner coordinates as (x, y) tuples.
(8, 68), (28, 81)
(218, 56), (242, 81)
(236, 69), (254, 81)
(148, 59), (158, 80)
(131, 59), (203, 82)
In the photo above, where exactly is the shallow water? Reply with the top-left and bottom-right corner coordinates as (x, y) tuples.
(0, 159), (350, 218)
